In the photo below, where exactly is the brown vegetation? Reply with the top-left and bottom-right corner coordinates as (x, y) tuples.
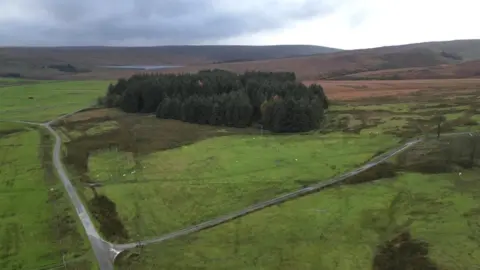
(336, 59), (480, 80)
(373, 231), (439, 270)
(150, 39), (480, 81)
(59, 108), (261, 186)
(156, 47), (459, 81)
(306, 79), (480, 101)
(0, 45), (337, 79)
(2, 39), (480, 80)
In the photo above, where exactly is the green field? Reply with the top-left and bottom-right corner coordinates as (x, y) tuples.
(84, 132), (399, 242)
(0, 80), (110, 122)
(55, 90), (480, 246)
(116, 167), (480, 270)
(3, 76), (477, 269)
(0, 123), (94, 269)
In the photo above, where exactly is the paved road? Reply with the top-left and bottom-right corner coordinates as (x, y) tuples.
(3, 115), (119, 270)
(44, 122), (119, 270)
(4, 114), (476, 268)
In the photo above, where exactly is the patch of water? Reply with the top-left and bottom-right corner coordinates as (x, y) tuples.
(100, 65), (183, 70)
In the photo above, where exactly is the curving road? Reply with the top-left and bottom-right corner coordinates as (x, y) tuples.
(2, 113), (476, 269)
(44, 122), (118, 270)
(115, 137), (422, 249)
(3, 115), (119, 270)
(116, 132), (476, 250)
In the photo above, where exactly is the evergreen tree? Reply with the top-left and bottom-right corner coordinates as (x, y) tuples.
(105, 70), (328, 133)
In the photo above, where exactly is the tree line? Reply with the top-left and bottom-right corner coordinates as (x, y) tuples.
(101, 69), (329, 133)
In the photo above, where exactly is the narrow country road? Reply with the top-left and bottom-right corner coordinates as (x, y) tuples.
(2, 114), (476, 269)
(44, 122), (118, 270)
(115, 137), (422, 249)
(116, 131), (476, 250)
(3, 115), (119, 270)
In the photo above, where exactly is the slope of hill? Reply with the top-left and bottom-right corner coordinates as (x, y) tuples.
(2, 39), (480, 80)
(333, 60), (480, 80)
(370, 39), (480, 61)
(147, 40), (480, 81)
(140, 47), (460, 81)
(0, 45), (340, 79)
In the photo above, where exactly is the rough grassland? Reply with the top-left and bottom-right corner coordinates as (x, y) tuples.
(116, 168), (480, 270)
(0, 124), (94, 269)
(0, 80), (110, 122)
(86, 132), (399, 241)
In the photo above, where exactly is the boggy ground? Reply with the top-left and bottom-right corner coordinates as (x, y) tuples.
(308, 78), (480, 101)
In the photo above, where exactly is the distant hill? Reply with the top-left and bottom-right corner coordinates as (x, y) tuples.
(0, 45), (340, 79)
(149, 39), (480, 81)
(147, 47), (460, 80)
(367, 39), (480, 61)
(2, 39), (480, 80)
(333, 60), (480, 80)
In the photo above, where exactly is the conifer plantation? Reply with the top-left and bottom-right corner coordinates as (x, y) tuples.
(102, 70), (329, 132)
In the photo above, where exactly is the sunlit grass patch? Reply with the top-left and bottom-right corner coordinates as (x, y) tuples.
(85, 132), (399, 241)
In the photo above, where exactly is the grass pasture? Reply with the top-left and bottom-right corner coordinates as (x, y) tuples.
(0, 80), (111, 122)
(115, 131), (480, 270)
(116, 167), (480, 270)
(57, 111), (400, 242)
(89, 132), (399, 241)
(0, 123), (94, 269)
(45, 78), (480, 268)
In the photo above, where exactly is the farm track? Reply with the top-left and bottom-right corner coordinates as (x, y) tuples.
(1, 110), (477, 270)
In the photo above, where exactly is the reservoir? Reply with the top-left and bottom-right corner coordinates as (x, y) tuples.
(101, 65), (183, 70)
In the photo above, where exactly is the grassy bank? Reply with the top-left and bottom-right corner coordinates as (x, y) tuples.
(0, 123), (95, 269)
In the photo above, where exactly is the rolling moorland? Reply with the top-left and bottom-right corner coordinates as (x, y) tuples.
(0, 45), (339, 80)
(0, 40), (480, 270)
(162, 40), (480, 81)
(2, 39), (480, 81)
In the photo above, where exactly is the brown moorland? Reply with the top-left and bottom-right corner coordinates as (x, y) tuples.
(102, 47), (461, 81)
(112, 39), (480, 81)
(54, 47), (451, 81)
(2, 39), (480, 80)
(0, 45), (338, 79)
(306, 78), (480, 101)
(334, 60), (480, 80)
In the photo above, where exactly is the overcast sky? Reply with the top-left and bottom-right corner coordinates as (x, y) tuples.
(0, 0), (478, 49)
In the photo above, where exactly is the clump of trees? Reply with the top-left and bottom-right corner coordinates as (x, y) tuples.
(102, 69), (329, 133)
(47, 63), (91, 73)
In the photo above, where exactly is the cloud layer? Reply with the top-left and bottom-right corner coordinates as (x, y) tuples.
(0, 0), (339, 46)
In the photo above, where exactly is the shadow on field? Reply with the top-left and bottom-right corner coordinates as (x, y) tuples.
(88, 195), (129, 242)
(346, 135), (480, 269)
(373, 231), (439, 270)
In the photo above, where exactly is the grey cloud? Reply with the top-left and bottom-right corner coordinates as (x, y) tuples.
(0, 0), (341, 46)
